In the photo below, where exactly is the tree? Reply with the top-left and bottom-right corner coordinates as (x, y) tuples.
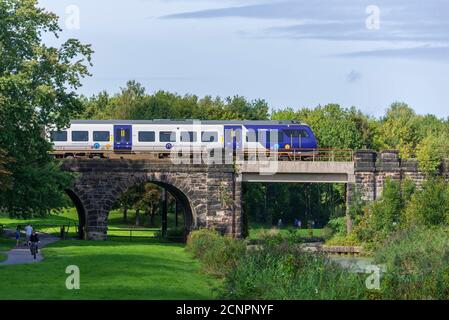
(416, 133), (449, 176)
(403, 178), (449, 227)
(0, 0), (92, 217)
(0, 149), (12, 191)
(374, 102), (419, 158)
(272, 104), (374, 150)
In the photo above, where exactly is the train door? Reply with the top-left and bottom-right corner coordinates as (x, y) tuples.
(284, 129), (301, 150)
(224, 125), (243, 150)
(113, 125), (132, 151)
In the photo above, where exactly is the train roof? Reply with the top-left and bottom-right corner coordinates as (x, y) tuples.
(70, 119), (309, 126)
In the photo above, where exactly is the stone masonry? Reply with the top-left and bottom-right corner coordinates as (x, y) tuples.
(62, 159), (242, 240)
(353, 150), (448, 202)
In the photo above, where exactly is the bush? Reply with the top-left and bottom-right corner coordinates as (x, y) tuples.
(326, 216), (347, 237)
(374, 226), (449, 299)
(220, 240), (367, 300)
(353, 178), (414, 247)
(186, 229), (222, 259)
(403, 178), (449, 227)
(258, 228), (304, 246)
(186, 229), (246, 277)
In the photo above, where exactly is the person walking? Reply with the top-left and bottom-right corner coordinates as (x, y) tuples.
(15, 226), (21, 247)
(24, 224), (33, 245)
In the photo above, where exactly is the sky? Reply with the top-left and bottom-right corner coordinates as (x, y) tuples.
(39, 0), (449, 118)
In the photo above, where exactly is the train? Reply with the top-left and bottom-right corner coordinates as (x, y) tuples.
(48, 120), (318, 158)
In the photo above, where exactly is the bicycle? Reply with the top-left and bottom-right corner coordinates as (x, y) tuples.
(29, 242), (39, 260)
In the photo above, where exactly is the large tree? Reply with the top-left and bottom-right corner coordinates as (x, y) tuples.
(0, 0), (92, 217)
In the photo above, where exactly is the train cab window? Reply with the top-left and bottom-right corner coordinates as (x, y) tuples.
(93, 131), (110, 142)
(277, 130), (284, 143)
(50, 131), (67, 142)
(138, 131), (155, 142)
(181, 131), (197, 142)
(72, 131), (89, 142)
(159, 131), (176, 142)
(283, 129), (309, 138)
(201, 131), (218, 143)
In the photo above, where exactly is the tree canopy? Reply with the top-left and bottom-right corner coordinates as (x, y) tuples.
(0, 0), (92, 217)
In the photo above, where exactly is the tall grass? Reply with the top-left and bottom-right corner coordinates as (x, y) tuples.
(374, 226), (449, 299)
(186, 229), (246, 277)
(219, 240), (367, 300)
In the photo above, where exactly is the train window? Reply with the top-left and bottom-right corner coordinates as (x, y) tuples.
(245, 130), (258, 143)
(72, 131), (89, 142)
(93, 131), (110, 142)
(181, 131), (197, 142)
(201, 131), (218, 142)
(138, 131), (155, 142)
(282, 129), (309, 138)
(50, 131), (67, 142)
(159, 131), (176, 142)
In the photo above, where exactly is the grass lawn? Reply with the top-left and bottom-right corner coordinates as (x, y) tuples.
(248, 222), (323, 240)
(0, 208), (182, 239)
(0, 253), (6, 262)
(0, 236), (16, 251)
(0, 238), (219, 300)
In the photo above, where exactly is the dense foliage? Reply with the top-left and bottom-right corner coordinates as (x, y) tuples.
(0, 0), (92, 217)
(187, 229), (367, 299)
(374, 226), (449, 299)
(186, 229), (246, 277)
(329, 177), (449, 252)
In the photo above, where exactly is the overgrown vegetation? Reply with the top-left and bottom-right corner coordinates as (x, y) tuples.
(374, 226), (449, 299)
(186, 229), (368, 300)
(186, 229), (246, 277)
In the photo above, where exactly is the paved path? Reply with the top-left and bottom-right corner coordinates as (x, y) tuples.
(0, 233), (60, 266)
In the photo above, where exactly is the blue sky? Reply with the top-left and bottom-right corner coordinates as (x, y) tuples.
(39, 0), (449, 117)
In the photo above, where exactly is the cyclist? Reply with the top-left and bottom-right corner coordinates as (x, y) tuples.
(29, 231), (40, 260)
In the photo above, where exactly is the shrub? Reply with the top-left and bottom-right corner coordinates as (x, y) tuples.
(186, 229), (246, 277)
(259, 228), (303, 246)
(403, 178), (449, 227)
(353, 178), (414, 247)
(374, 226), (449, 299)
(186, 229), (222, 259)
(220, 240), (367, 300)
(326, 216), (347, 237)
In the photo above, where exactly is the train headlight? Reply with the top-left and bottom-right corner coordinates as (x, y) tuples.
(285, 144), (291, 150)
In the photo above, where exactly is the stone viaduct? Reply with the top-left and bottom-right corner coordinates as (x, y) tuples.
(61, 150), (447, 240)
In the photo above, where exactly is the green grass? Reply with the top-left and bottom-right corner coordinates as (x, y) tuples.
(0, 237), (16, 251)
(0, 238), (219, 300)
(248, 222), (323, 240)
(0, 208), (183, 239)
(0, 253), (6, 263)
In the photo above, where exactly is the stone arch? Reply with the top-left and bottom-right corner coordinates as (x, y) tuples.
(65, 188), (87, 239)
(103, 173), (198, 237)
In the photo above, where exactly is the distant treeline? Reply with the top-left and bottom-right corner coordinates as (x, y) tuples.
(76, 81), (449, 227)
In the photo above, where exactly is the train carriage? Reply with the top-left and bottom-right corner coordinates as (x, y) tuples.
(48, 120), (318, 159)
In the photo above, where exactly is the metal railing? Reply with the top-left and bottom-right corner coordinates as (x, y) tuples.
(54, 148), (354, 163)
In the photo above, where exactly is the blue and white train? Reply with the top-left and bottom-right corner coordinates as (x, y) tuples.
(49, 120), (318, 158)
